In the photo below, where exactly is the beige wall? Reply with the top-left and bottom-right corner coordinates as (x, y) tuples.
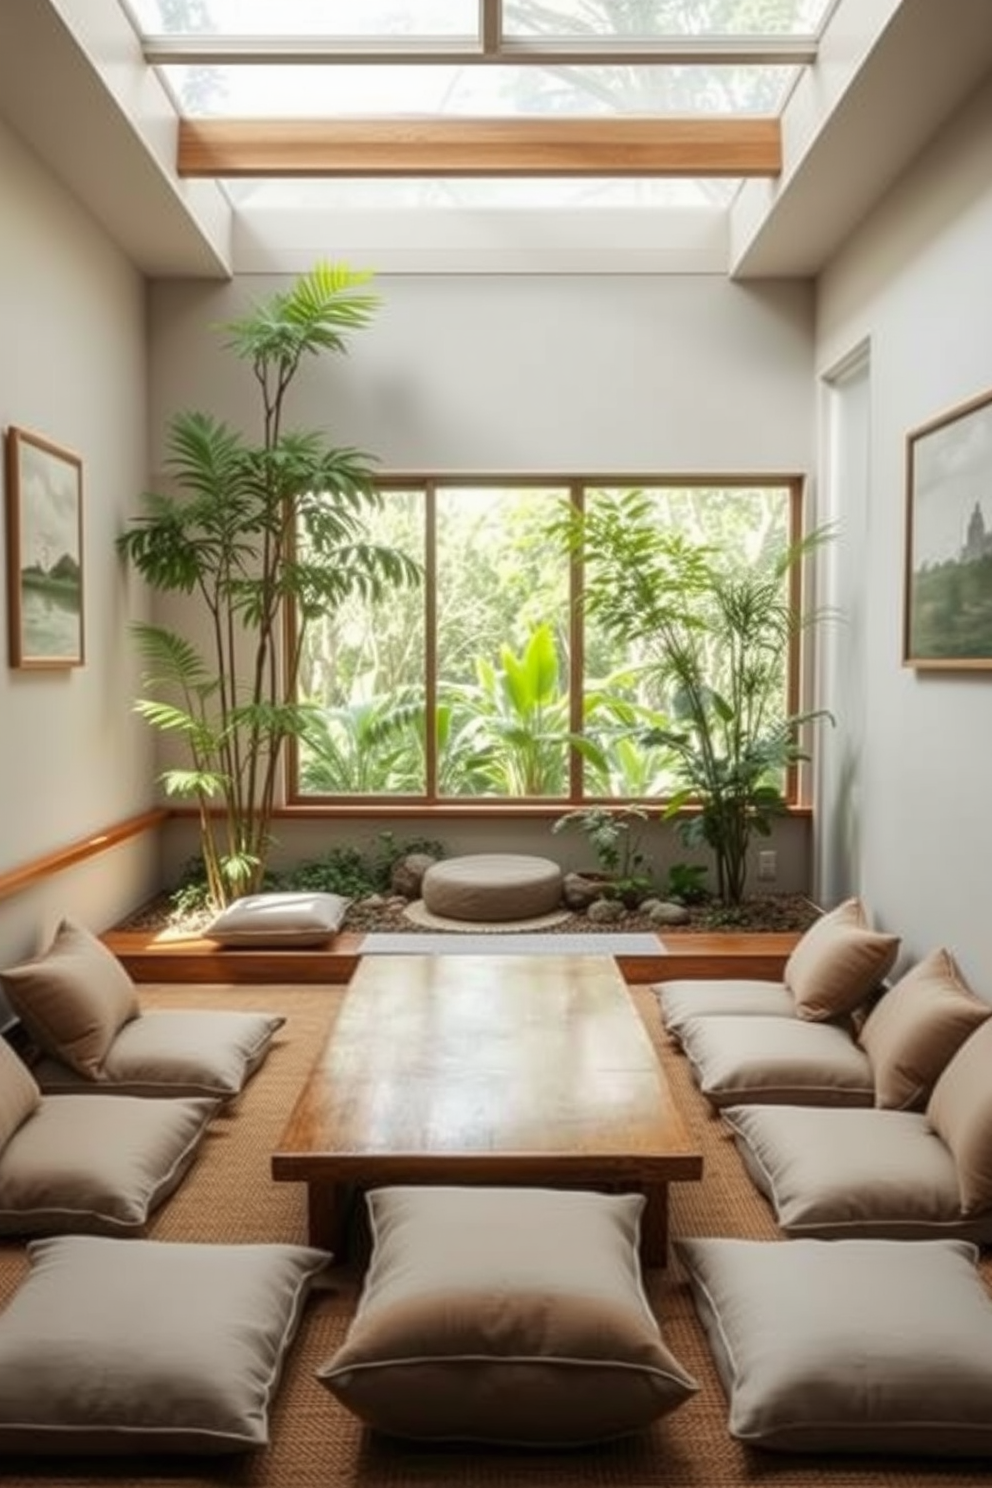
(0, 113), (159, 988)
(815, 74), (992, 989)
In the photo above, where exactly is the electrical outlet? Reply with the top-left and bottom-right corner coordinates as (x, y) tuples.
(757, 850), (777, 882)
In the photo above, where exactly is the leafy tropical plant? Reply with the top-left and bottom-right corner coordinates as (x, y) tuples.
(553, 489), (833, 906)
(442, 623), (599, 796)
(117, 263), (421, 907)
(551, 804), (654, 905)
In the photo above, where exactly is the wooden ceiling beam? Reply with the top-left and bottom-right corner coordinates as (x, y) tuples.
(177, 117), (782, 178)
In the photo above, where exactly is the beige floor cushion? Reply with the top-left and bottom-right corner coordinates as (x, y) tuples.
(0, 1092), (216, 1236)
(0, 1235), (329, 1454)
(32, 1009), (285, 1099)
(204, 891), (349, 947)
(723, 1103), (992, 1242)
(679, 1015), (875, 1108)
(1, 919), (139, 1077)
(859, 947), (990, 1109)
(927, 1018), (992, 1215)
(318, 1185), (698, 1445)
(421, 855), (563, 922)
(676, 1236), (992, 1455)
(783, 897), (899, 1021)
(2, 923), (283, 1098)
(655, 979), (797, 1043)
(0, 1035), (41, 1146)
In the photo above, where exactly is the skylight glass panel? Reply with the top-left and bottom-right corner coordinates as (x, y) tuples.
(223, 176), (740, 208)
(166, 62), (794, 118)
(127, 0), (476, 38)
(502, 0), (836, 38)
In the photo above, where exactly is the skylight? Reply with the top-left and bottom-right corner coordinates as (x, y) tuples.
(115, 0), (839, 219)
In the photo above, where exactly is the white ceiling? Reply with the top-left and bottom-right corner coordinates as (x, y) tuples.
(1, 0), (991, 281)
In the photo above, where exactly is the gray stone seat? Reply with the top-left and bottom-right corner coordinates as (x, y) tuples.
(421, 854), (563, 923)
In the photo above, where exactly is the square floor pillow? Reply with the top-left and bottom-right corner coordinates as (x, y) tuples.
(31, 1010), (285, 1099)
(783, 898), (899, 1022)
(722, 1103), (992, 1241)
(676, 1235), (992, 1455)
(927, 1018), (992, 1215)
(317, 1185), (698, 1445)
(0, 919), (139, 1077)
(204, 892), (349, 947)
(0, 1235), (330, 1454)
(0, 1093), (217, 1236)
(859, 948), (991, 1110)
(0, 1035), (41, 1148)
(678, 1015), (875, 1107)
(656, 980), (797, 1043)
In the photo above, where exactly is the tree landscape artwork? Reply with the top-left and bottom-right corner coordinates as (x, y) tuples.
(5, 427), (84, 669)
(904, 388), (992, 669)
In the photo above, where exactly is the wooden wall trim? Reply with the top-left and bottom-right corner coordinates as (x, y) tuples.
(178, 117), (782, 178)
(0, 809), (168, 905)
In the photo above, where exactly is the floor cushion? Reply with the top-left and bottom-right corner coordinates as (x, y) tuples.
(783, 897), (899, 1022)
(0, 1092), (216, 1236)
(927, 1018), (992, 1215)
(678, 1015), (875, 1107)
(723, 1103), (992, 1242)
(655, 979), (797, 1043)
(317, 1185), (698, 1445)
(676, 1235), (992, 1455)
(204, 891), (349, 947)
(0, 1235), (329, 1455)
(31, 1009), (285, 1099)
(2, 923), (282, 1098)
(1, 919), (139, 1077)
(421, 855), (563, 923)
(858, 948), (990, 1110)
(0, 1035), (41, 1146)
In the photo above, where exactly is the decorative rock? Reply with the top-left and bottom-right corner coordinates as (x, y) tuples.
(647, 900), (692, 927)
(562, 872), (609, 911)
(390, 853), (438, 899)
(357, 893), (388, 911)
(587, 897), (626, 924)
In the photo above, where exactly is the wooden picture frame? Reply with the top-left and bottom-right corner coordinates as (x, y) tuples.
(4, 426), (84, 669)
(903, 388), (992, 670)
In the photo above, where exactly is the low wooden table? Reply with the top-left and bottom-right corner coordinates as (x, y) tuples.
(272, 954), (702, 1265)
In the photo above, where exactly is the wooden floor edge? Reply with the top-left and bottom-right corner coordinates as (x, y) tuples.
(101, 928), (800, 985)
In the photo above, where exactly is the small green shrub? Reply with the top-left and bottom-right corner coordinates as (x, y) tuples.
(663, 862), (710, 905)
(169, 833), (447, 912)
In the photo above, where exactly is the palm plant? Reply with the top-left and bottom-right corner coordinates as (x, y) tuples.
(117, 263), (421, 907)
(553, 489), (833, 905)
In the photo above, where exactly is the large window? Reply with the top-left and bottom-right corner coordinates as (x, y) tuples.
(290, 477), (801, 807)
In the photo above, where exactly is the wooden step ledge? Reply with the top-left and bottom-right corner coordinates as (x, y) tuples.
(101, 928), (801, 986)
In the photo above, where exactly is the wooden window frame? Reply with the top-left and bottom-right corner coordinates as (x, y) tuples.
(286, 474), (806, 813)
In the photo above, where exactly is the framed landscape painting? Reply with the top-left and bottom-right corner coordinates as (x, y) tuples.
(4, 426), (84, 669)
(903, 388), (992, 670)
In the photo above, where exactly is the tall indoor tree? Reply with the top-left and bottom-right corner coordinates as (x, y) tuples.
(118, 263), (421, 907)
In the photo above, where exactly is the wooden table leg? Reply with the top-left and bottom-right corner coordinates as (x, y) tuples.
(306, 1181), (353, 1259)
(640, 1184), (669, 1267)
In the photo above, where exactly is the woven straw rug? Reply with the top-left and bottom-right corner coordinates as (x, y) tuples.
(2, 981), (990, 1488)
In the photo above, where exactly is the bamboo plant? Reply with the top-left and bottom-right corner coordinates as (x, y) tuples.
(117, 263), (420, 907)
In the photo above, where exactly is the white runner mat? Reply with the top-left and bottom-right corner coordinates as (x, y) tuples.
(360, 932), (664, 956)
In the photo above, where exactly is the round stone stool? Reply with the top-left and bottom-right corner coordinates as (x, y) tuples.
(421, 854), (564, 923)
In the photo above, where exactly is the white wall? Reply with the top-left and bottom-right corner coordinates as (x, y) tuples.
(0, 114), (159, 975)
(816, 74), (992, 985)
(147, 272), (817, 891)
(149, 274), (815, 476)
